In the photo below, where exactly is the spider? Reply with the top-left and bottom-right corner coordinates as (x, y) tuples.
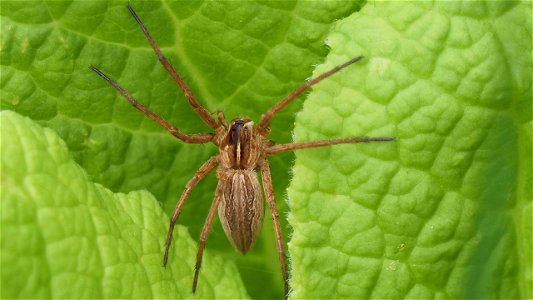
(90, 4), (394, 299)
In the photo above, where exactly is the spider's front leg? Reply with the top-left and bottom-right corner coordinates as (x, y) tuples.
(126, 4), (218, 129)
(256, 56), (364, 135)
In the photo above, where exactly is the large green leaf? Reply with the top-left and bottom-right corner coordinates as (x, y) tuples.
(1, 111), (248, 298)
(288, 1), (531, 299)
(1, 1), (362, 298)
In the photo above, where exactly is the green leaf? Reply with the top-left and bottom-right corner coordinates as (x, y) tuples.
(1, 1), (363, 298)
(288, 1), (531, 299)
(0, 110), (248, 298)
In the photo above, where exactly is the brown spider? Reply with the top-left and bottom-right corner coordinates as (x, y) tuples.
(91, 4), (394, 299)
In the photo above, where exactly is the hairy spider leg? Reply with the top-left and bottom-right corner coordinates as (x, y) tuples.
(163, 156), (220, 267)
(260, 160), (289, 299)
(257, 56), (364, 135)
(127, 4), (218, 129)
(267, 137), (395, 155)
(90, 66), (213, 144)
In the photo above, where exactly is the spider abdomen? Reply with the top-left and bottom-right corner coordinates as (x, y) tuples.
(216, 168), (264, 254)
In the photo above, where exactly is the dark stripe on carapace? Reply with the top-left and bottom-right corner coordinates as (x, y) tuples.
(229, 119), (252, 167)
(229, 119), (247, 146)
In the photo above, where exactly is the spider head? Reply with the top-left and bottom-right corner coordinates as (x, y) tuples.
(218, 118), (261, 169)
(229, 118), (254, 145)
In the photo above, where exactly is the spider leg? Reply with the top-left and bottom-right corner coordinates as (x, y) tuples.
(90, 66), (213, 144)
(127, 4), (218, 129)
(192, 183), (222, 293)
(260, 160), (289, 299)
(164, 155), (219, 266)
(257, 56), (364, 135)
(217, 111), (228, 128)
(267, 136), (395, 155)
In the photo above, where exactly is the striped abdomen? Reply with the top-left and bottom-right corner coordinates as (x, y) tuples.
(216, 168), (264, 254)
